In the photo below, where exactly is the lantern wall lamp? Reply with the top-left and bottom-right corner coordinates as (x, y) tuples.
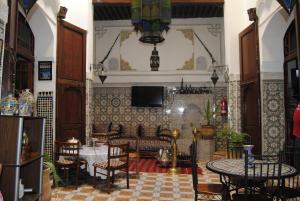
(92, 33), (120, 84)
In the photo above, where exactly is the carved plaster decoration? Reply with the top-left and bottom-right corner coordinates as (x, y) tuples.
(177, 55), (194, 70)
(207, 24), (221, 37)
(95, 26), (108, 39)
(176, 29), (194, 45)
(120, 30), (134, 46)
(120, 56), (135, 71)
(57, 6), (67, 19)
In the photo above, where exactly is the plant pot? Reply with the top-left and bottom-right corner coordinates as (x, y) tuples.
(197, 125), (216, 139)
(42, 168), (51, 201)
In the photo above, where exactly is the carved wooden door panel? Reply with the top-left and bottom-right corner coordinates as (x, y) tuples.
(240, 22), (261, 154)
(56, 20), (86, 142)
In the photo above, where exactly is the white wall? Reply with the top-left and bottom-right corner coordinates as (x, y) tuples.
(224, 0), (255, 78)
(94, 18), (225, 85)
(224, 0), (294, 78)
(258, 1), (293, 76)
(28, 2), (58, 97)
(25, 0), (94, 141)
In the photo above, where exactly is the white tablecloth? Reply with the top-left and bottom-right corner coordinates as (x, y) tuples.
(79, 145), (108, 177)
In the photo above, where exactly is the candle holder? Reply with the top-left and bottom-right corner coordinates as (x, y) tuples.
(168, 128), (181, 174)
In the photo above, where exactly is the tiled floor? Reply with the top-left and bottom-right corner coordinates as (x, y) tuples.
(51, 162), (220, 201)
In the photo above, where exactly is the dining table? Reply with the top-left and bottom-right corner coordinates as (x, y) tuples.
(79, 144), (109, 177)
(206, 158), (297, 178)
(206, 158), (297, 200)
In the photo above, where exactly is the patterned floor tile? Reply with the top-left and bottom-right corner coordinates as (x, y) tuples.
(51, 161), (221, 201)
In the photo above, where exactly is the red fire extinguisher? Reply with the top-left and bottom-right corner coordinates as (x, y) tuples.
(220, 97), (228, 116)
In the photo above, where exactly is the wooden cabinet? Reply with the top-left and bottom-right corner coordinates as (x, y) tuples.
(0, 116), (45, 201)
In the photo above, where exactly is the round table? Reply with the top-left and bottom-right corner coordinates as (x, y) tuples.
(206, 159), (297, 178)
(79, 145), (108, 177)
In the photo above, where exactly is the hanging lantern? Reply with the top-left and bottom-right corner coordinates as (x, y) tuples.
(220, 97), (228, 116)
(131, 0), (171, 44)
(150, 45), (160, 71)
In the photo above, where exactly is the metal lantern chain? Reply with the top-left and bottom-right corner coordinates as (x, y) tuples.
(91, 33), (120, 84)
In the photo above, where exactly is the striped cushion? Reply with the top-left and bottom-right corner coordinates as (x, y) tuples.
(93, 159), (125, 169)
(56, 159), (74, 165)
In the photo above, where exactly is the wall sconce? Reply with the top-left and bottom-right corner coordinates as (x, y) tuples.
(98, 63), (107, 84)
(92, 33), (120, 84)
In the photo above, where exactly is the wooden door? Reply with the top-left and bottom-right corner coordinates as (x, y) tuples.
(239, 23), (261, 154)
(56, 20), (86, 142)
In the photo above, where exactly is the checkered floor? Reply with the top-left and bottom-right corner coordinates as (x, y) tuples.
(51, 161), (221, 201)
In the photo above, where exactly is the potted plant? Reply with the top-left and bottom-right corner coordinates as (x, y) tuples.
(198, 99), (216, 138)
(217, 125), (248, 143)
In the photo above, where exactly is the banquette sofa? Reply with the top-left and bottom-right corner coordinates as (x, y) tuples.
(92, 123), (172, 158)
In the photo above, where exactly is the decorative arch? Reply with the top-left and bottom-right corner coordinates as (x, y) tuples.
(259, 7), (294, 154)
(260, 8), (289, 72)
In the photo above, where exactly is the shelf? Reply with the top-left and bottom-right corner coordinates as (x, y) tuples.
(19, 193), (41, 201)
(21, 152), (41, 166)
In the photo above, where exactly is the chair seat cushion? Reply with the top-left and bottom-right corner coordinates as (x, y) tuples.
(93, 159), (125, 169)
(197, 183), (223, 194)
(129, 152), (139, 159)
(56, 159), (74, 165)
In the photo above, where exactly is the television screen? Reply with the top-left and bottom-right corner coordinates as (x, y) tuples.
(131, 86), (164, 107)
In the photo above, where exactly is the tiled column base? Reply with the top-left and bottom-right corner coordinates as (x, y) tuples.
(261, 79), (285, 154)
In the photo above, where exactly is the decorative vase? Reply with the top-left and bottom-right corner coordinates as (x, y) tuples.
(243, 144), (254, 168)
(19, 89), (34, 116)
(157, 148), (171, 167)
(0, 94), (18, 115)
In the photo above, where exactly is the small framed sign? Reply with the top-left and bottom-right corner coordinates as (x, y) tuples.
(38, 61), (52, 80)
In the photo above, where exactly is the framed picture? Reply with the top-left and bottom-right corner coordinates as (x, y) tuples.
(38, 61), (52, 80)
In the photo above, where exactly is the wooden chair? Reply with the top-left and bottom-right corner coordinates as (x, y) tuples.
(275, 144), (300, 200)
(190, 141), (224, 201)
(92, 131), (119, 144)
(129, 137), (140, 177)
(93, 142), (129, 193)
(54, 141), (82, 188)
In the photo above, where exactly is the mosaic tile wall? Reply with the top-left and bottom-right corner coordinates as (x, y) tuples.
(93, 87), (170, 130)
(93, 86), (227, 150)
(262, 79), (285, 154)
(85, 79), (93, 143)
(228, 80), (241, 131)
(37, 91), (54, 160)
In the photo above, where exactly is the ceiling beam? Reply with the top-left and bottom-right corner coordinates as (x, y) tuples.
(93, 0), (224, 5)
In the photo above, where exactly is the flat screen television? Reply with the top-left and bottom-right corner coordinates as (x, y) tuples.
(131, 86), (164, 107)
